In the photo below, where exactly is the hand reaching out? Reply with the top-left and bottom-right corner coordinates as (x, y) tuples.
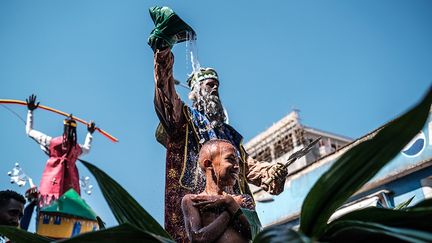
(25, 187), (39, 203)
(26, 94), (39, 111)
(87, 121), (96, 134)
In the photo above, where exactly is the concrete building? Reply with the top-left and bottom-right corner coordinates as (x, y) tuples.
(245, 110), (432, 228)
(245, 111), (352, 173)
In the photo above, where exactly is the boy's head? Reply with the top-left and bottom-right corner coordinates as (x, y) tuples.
(199, 139), (240, 187)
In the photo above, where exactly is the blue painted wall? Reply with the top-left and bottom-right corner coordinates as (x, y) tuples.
(256, 114), (432, 226)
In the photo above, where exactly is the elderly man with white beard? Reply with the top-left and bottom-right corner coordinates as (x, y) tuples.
(147, 5), (287, 242)
(153, 47), (288, 242)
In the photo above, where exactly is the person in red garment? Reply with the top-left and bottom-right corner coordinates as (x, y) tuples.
(25, 94), (96, 206)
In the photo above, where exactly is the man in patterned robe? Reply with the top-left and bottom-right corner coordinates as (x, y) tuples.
(153, 47), (288, 242)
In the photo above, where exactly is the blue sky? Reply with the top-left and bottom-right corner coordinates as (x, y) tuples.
(1, 0), (431, 229)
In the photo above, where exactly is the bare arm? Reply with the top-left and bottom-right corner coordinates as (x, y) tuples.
(182, 194), (232, 243)
(244, 148), (286, 195)
(153, 48), (185, 136)
(187, 194), (252, 241)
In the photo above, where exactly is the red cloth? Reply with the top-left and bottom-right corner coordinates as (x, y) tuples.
(39, 136), (82, 205)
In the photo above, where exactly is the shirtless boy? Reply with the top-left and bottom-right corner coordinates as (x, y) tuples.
(181, 139), (252, 243)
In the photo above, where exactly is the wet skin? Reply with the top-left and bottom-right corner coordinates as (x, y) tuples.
(199, 78), (219, 97)
(211, 142), (240, 188)
(0, 199), (24, 227)
(182, 141), (251, 243)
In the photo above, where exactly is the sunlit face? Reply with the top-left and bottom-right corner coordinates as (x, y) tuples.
(192, 78), (226, 125)
(0, 199), (24, 227)
(199, 78), (219, 97)
(212, 142), (240, 187)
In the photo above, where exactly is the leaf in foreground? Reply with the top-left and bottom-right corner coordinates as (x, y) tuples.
(0, 226), (50, 243)
(300, 87), (432, 237)
(324, 206), (432, 234)
(79, 159), (172, 239)
(323, 220), (432, 243)
(252, 224), (312, 243)
(58, 223), (174, 243)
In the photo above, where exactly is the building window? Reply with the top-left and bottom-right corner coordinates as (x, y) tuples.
(42, 215), (50, 224)
(274, 133), (294, 159)
(54, 216), (61, 225)
(71, 221), (82, 237)
(254, 146), (272, 162)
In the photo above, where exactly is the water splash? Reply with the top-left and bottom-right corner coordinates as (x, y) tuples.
(8, 162), (33, 187)
(79, 176), (94, 195)
(186, 31), (201, 75)
(185, 30), (229, 126)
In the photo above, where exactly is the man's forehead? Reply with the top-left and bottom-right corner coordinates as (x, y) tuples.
(201, 78), (219, 85)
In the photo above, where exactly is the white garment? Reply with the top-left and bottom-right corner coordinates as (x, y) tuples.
(26, 110), (92, 156)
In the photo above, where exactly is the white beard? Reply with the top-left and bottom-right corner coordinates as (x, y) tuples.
(193, 92), (226, 127)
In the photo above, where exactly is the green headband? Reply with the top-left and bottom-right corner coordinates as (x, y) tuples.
(187, 68), (219, 88)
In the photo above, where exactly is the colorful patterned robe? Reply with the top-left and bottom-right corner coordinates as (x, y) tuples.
(154, 48), (285, 242)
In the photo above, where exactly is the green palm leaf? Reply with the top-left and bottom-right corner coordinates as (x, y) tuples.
(79, 159), (172, 239)
(300, 87), (432, 237)
(323, 220), (432, 243)
(0, 226), (50, 243)
(58, 223), (174, 243)
(324, 206), (432, 233)
(252, 224), (312, 243)
(412, 198), (432, 208)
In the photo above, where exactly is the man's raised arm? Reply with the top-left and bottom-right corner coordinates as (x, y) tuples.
(153, 48), (185, 136)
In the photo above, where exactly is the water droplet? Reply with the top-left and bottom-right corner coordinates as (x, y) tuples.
(8, 163), (29, 187)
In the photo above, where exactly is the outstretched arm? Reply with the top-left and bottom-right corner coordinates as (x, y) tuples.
(25, 94), (51, 153)
(244, 148), (287, 195)
(80, 121), (95, 156)
(153, 48), (185, 137)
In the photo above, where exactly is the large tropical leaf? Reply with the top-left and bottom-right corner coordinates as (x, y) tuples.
(324, 206), (432, 233)
(0, 226), (50, 243)
(252, 224), (312, 243)
(79, 159), (172, 239)
(411, 198), (432, 208)
(300, 87), (432, 237)
(58, 223), (174, 243)
(241, 208), (262, 240)
(323, 220), (432, 243)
